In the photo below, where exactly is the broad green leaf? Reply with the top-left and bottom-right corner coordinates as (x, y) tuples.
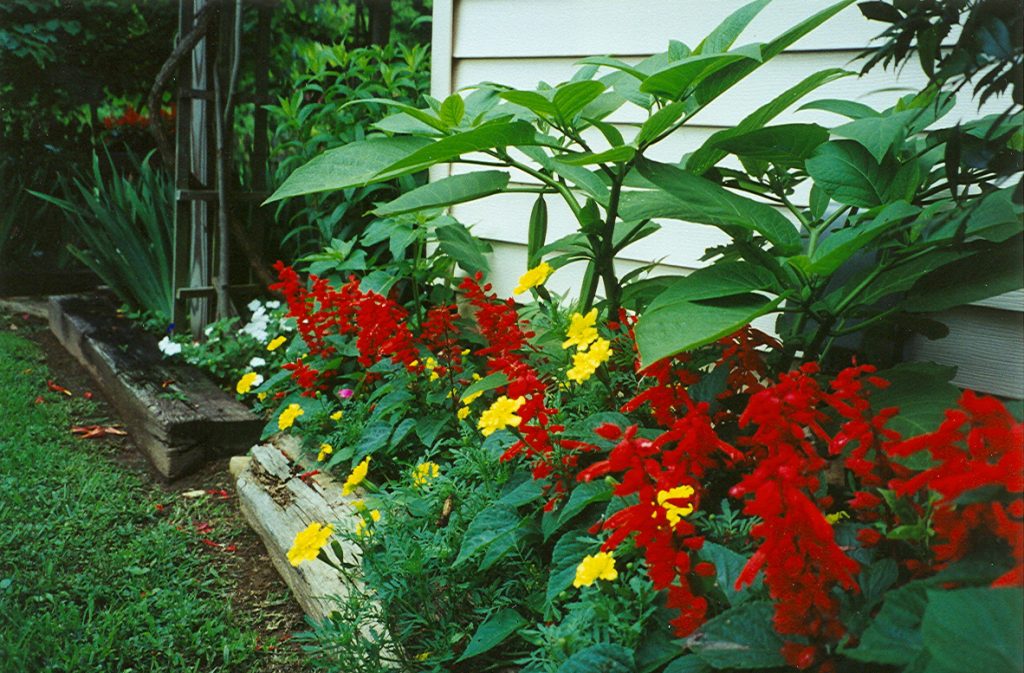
(578, 56), (647, 81)
(833, 111), (913, 162)
(692, 0), (856, 107)
(641, 47), (762, 100)
(373, 111), (445, 136)
(800, 98), (880, 119)
(636, 293), (783, 367)
(809, 201), (920, 274)
(902, 235), (1024, 312)
(264, 136), (432, 203)
(373, 170), (510, 216)
(925, 188), (1023, 244)
(558, 146), (636, 166)
(844, 581), (928, 665)
(647, 261), (777, 303)
(557, 644), (634, 673)
(551, 480), (614, 538)
(694, 0), (771, 54)
(636, 101), (688, 147)
(547, 533), (600, 604)
(374, 120), (541, 180)
(688, 68), (852, 175)
(439, 93), (466, 127)
(871, 362), (959, 437)
(849, 248), (968, 308)
(553, 80), (607, 120)
(921, 587), (1024, 673)
(699, 541), (762, 606)
(454, 504), (520, 566)
(500, 90), (557, 117)
(551, 160), (611, 203)
(623, 158), (802, 253)
(806, 140), (918, 208)
(527, 195), (548, 267)
(456, 608), (527, 662)
(460, 371), (509, 402)
(345, 97), (447, 131)
(710, 123), (829, 164)
(435, 221), (491, 274)
(693, 601), (786, 669)
(664, 655), (713, 673)
(499, 476), (546, 508)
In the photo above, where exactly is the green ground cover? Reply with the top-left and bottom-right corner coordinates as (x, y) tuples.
(0, 329), (265, 673)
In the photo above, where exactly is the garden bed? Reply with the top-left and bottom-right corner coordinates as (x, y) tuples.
(48, 292), (262, 479)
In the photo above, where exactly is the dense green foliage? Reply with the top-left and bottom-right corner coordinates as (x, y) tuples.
(0, 330), (262, 672)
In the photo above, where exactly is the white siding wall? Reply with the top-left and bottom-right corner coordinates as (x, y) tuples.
(431, 0), (1024, 398)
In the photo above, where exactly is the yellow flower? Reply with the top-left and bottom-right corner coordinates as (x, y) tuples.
(317, 443), (333, 461)
(350, 499), (366, 513)
(657, 485), (695, 527)
(236, 371), (263, 395)
(573, 552), (618, 588)
(462, 373), (484, 405)
(267, 335), (287, 351)
(513, 262), (553, 295)
(825, 511), (849, 525)
(478, 395), (526, 437)
(457, 406), (471, 421)
(330, 410), (343, 422)
(342, 456), (371, 496)
(412, 462), (440, 487)
(257, 392), (267, 401)
(278, 403), (304, 430)
(566, 338), (612, 384)
(354, 509), (381, 537)
(562, 308), (599, 350)
(287, 522), (333, 567)
(424, 357), (440, 381)
(415, 651), (431, 662)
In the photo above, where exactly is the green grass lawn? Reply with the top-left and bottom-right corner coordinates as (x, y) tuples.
(0, 329), (272, 672)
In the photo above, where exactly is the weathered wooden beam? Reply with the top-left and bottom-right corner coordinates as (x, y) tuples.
(48, 293), (262, 480)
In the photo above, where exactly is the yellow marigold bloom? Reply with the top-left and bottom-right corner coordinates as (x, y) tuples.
(412, 462), (440, 487)
(658, 484), (695, 526)
(257, 392), (267, 401)
(513, 262), (553, 295)
(566, 338), (612, 384)
(457, 406), (471, 421)
(423, 357), (441, 381)
(342, 456), (371, 496)
(562, 308), (599, 350)
(278, 403), (304, 430)
(266, 335), (287, 351)
(318, 443), (333, 462)
(350, 499), (366, 512)
(330, 410), (343, 421)
(478, 395), (526, 437)
(462, 373), (484, 405)
(236, 371), (262, 395)
(825, 511), (849, 525)
(354, 509), (381, 537)
(573, 552), (618, 588)
(287, 522), (333, 567)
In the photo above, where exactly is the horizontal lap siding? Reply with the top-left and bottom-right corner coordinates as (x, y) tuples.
(433, 0), (1023, 397)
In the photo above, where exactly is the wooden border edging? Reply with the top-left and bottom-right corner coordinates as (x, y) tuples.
(48, 293), (262, 479)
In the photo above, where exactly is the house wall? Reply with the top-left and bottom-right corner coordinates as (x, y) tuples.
(430, 0), (1024, 398)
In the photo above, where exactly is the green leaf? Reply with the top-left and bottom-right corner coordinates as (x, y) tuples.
(558, 146), (636, 166)
(373, 170), (510, 216)
(553, 80), (607, 121)
(580, 56), (648, 81)
(902, 235), (1024, 312)
(871, 362), (960, 438)
(527, 195), (548, 267)
(664, 655), (712, 673)
(693, 601), (786, 669)
(500, 90), (557, 118)
(550, 480), (614, 539)
(460, 371), (509, 402)
(264, 136), (432, 203)
(353, 421), (393, 461)
(845, 581), (928, 665)
(800, 98), (879, 120)
(809, 201), (921, 275)
(694, 0), (772, 54)
(711, 123), (829, 164)
(636, 101), (688, 147)
(439, 93), (466, 127)
(833, 111), (913, 162)
(653, 261), (777, 303)
(623, 159), (802, 254)
(454, 504), (520, 566)
(636, 293), (783, 367)
(922, 587), (1024, 673)
(641, 48), (762, 100)
(699, 542), (761, 606)
(499, 476), (546, 508)
(374, 120), (541, 180)
(547, 533), (600, 605)
(435, 221), (491, 275)
(456, 608), (527, 662)
(688, 67), (852, 175)
(926, 188), (1023, 244)
(557, 644), (634, 673)
(806, 140), (918, 208)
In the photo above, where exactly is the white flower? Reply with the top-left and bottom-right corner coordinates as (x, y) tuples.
(158, 336), (182, 356)
(204, 325), (214, 336)
(265, 300), (281, 310)
(249, 356), (266, 368)
(247, 299), (262, 312)
(251, 373), (264, 387)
